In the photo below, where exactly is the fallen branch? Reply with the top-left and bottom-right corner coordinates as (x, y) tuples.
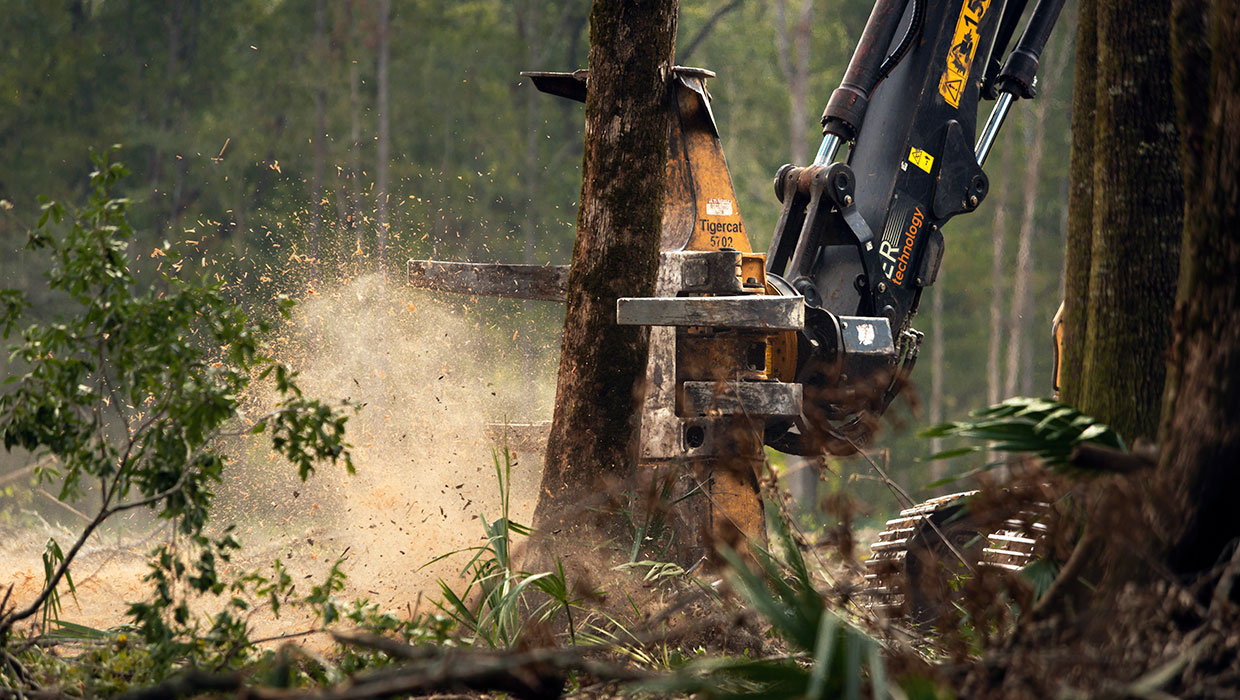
(112, 669), (242, 700)
(109, 637), (654, 700)
(35, 489), (92, 523)
(0, 464), (37, 491)
(1068, 443), (1156, 474)
(1030, 529), (1102, 621)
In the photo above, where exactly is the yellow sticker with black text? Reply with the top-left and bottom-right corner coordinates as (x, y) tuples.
(939, 0), (993, 108)
(909, 146), (934, 173)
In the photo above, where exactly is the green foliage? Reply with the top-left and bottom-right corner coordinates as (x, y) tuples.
(428, 446), (590, 649)
(12, 553), (455, 695)
(921, 397), (1125, 472)
(0, 150), (354, 655)
(640, 502), (947, 699)
(620, 471), (703, 564)
(38, 537), (76, 635)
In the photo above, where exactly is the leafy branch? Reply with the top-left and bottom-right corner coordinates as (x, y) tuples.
(0, 149), (355, 651)
(920, 396), (1126, 471)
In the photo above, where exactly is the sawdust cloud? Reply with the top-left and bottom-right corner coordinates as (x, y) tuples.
(0, 273), (554, 634)
(218, 273), (550, 607)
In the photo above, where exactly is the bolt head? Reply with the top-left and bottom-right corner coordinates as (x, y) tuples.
(877, 282), (887, 293)
(969, 195), (980, 207)
(843, 194), (853, 206)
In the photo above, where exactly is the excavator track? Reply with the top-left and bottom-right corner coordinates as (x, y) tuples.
(864, 491), (1048, 618)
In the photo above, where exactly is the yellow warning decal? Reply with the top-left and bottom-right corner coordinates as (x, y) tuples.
(908, 146), (934, 173)
(939, 0), (993, 108)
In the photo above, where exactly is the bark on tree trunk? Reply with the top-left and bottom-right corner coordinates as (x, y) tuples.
(1059, 0), (1183, 443)
(531, 0), (678, 555)
(1156, 0), (1240, 576)
(1059, 0), (1096, 411)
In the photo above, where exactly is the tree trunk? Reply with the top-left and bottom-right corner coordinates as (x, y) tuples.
(973, 3), (1240, 692)
(1058, 0), (1096, 411)
(928, 285), (944, 470)
(985, 144), (1012, 466)
(532, 0), (678, 554)
(1003, 109), (1044, 399)
(1156, 0), (1240, 577)
(774, 0), (814, 164)
(1005, 34), (1067, 399)
(986, 146), (1010, 408)
(375, 0), (391, 274)
(310, 0), (327, 282)
(1059, 0), (1182, 443)
(515, 0), (545, 390)
(348, 2), (365, 271)
(1029, 0), (1191, 626)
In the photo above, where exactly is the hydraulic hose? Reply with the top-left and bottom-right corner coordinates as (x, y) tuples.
(876, 0), (925, 82)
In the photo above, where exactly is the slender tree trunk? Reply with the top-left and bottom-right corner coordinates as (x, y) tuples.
(986, 147), (1010, 409)
(1004, 102), (1046, 398)
(514, 0), (544, 389)
(532, 0), (678, 551)
(375, 0), (391, 274)
(310, 0), (327, 282)
(150, 0), (184, 238)
(984, 146), (1012, 466)
(348, 3), (365, 271)
(928, 285), (944, 471)
(774, 0), (813, 164)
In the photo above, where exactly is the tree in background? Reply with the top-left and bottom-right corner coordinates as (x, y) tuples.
(773, 0), (815, 164)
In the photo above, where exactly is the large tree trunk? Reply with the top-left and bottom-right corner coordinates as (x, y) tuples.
(1156, 0), (1240, 577)
(1024, 0), (1184, 623)
(972, 3), (1240, 694)
(1058, 0), (1183, 442)
(531, 0), (678, 554)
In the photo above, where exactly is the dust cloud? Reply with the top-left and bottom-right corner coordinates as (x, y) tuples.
(0, 273), (552, 635)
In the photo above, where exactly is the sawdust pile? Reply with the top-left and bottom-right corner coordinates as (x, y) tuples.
(0, 273), (552, 634)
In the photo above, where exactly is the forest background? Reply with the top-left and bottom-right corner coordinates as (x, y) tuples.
(0, 0), (1075, 519)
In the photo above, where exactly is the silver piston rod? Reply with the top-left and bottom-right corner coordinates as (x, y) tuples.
(975, 91), (1014, 167)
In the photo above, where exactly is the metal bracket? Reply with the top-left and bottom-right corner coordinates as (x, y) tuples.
(617, 295), (803, 331)
(682, 381), (802, 418)
(407, 260), (568, 301)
